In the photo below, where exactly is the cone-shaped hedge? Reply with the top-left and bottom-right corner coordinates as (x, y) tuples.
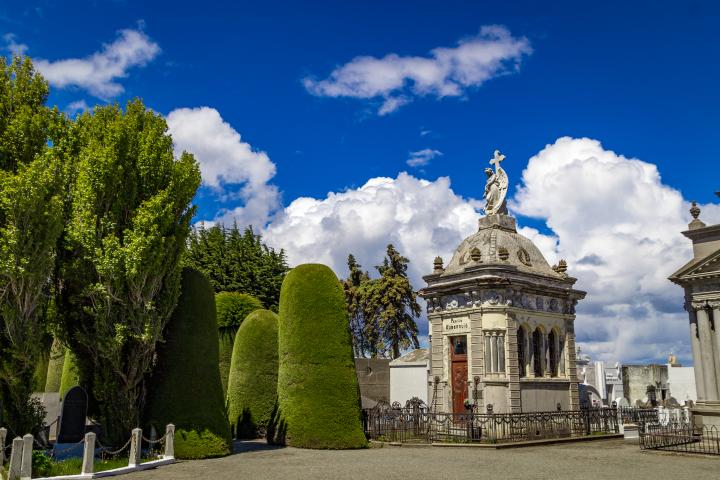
(145, 268), (231, 459)
(59, 349), (80, 397)
(44, 338), (65, 393)
(273, 263), (366, 449)
(216, 292), (263, 395)
(226, 309), (278, 439)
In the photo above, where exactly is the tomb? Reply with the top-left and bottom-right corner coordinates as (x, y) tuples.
(419, 151), (586, 413)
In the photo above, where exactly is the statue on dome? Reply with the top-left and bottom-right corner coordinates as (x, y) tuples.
(483, 150), (509, 215)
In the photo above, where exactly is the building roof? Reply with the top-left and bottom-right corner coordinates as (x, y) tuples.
(390, 348), (429, 366)
(441, 214), (562, 279)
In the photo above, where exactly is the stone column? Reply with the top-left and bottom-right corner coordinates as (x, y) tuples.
(711, 301), (720, 398)
(559, 333), (566, 376)
(490, 332), (498, 373)
(484, 333), (492, 374)
(8, 437), (23, 480)
(696, 304), (719, 401)
(687, 305), (706, 402)
(498, 332), (505, 373)
(528, 331), (535, 378)
(20, 434), (32, 480)
(0, 427), (7, 465)
(164, 424), (175, 459)
(129, 428), (142, 468)
(544, 332), (551, 378)
(81, 432), (96, 475)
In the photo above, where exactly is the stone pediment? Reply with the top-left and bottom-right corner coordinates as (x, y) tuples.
(670, 248), (720, 285)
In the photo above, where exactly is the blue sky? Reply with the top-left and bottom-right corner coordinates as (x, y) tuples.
(2, 0), (720, 363)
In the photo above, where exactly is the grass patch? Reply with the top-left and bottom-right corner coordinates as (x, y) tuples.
(33, 457), (129, 477)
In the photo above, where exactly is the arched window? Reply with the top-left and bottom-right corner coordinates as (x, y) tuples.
(517, 327), (526, 378)
(548, 329), (558, 377)
(533, 328), (544, 377)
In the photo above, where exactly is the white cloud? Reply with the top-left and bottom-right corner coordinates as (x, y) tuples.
(304, 25), (532, 114)
(167, 107), (280, 229)
(407, 148), (443, 167)
(33, 28), (160, 98)
(3, 33), (28, 56)
(263, 173), (481, 290)
(65, 99), (89, 115)
(510, 137), (720, 364)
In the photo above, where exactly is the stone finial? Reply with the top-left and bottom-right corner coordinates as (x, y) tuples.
(470, 247), (481, 262)
(690, 201), (701, 219)
(556, 259), (568, 274)
(433, 256), (444, 273)
(688, 201), (706, 229)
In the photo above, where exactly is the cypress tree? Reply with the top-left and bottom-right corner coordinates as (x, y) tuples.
(273, 264), (366, 449)
(145, 268), (231, 459)
(226, 309), (278, 439)
(216, 292), (263, 394)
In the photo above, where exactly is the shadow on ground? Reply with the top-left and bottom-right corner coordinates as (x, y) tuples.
(233, 439), (285, 454)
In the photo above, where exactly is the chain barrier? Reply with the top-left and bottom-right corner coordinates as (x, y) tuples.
(96, 436), (132, 460)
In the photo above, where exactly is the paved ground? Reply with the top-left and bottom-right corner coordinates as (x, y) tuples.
(125, 439), (720, 480)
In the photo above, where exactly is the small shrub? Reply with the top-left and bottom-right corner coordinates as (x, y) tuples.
(215, 292), (263, 394)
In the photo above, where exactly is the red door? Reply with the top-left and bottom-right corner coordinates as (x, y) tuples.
(450, 336), (468, 414)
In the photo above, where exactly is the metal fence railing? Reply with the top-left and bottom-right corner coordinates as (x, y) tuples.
(363, 403), (621, 444)
(640, 423), (720, 456)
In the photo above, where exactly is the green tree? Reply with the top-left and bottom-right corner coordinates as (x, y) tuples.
(57, 99), (201, 442)
(226, 309), (278, 439)
(273, 264), (366, 449)
(363, 245), (421, 359)
(0, 56), (65, 434)
(185, 224), (288, 309)
(215, 292), (263, 394)
(342, 255), (373, 357)
(145, 268), (231, 458)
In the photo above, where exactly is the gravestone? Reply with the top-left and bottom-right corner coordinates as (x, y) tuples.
(57, 386), (88, 443)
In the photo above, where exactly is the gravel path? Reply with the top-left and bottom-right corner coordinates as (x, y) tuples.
(123, 439), (720, 480)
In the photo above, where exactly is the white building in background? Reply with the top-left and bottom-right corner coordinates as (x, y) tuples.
(389, 349), (429, 406)
(576, 349), (625, 407)
(666, 355), (697, 405)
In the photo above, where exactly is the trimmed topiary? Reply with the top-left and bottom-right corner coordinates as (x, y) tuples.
(59, 349), (80, 397)
(272, 263), (367, 449)
(44, 338), (65, 393)
(216, 292), (263, 395)
(144, 267), (231, 459)
(226, 309), (278, 439)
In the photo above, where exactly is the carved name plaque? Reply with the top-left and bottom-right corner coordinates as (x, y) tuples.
(443, 317), (470, 334)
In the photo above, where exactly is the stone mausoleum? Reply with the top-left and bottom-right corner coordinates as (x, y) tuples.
(670, 195), (720, 426)
(420, 151), (586, 414)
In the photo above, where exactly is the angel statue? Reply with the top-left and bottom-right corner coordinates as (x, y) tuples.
(483, 150), (508, 215)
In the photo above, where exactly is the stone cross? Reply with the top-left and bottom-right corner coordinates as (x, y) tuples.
(490, 149), (505, 171)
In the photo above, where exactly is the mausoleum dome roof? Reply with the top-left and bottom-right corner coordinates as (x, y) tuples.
(441, 214), (562, 279)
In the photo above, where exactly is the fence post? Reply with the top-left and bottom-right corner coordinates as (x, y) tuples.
(164, 424), (175, 459)
(81, 432), (96, 475)
(0, 427), (7, 465)
(20, 434), (33, 480)
(8, 437), (23, 480)
(128, 428), (142, 467)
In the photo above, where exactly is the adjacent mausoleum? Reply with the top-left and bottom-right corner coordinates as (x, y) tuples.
(419, 151), (586, 414)
(669, 196), (720, 426)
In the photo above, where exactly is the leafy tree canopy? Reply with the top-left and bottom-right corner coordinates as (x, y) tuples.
(57, 98), (201, 442)
(185, 224), (288, 310)
(343, 245), (420, 359)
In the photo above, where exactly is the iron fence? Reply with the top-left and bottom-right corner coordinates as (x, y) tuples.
(617, 407), (659, 425)
(363, 403), (620, 444)
(640, 423), (720, 456)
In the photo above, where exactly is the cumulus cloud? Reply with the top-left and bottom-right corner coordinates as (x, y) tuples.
(304, 25), (532, 114)
(407, 148), (443, 167)
(167, 107), (280, 229)
(263, 173), (481, 289)
(510, 137), (720, 364)
(2, 33), (28, 56)
(33, 28), (160, 98)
